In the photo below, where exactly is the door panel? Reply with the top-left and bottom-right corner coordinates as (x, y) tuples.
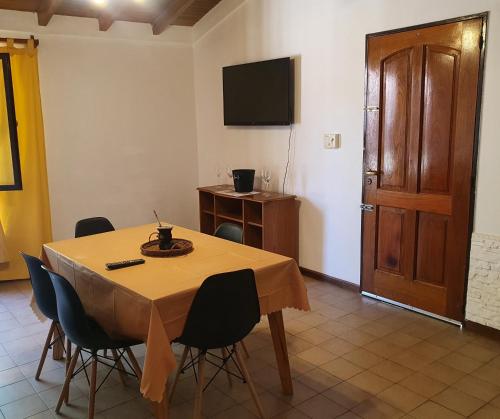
(415, 212), (448, 285)
(361, 17), (484, 321)
(380, 49), (413, 191)
(376, 206), (405, 274)
(420, 46), (460, 194)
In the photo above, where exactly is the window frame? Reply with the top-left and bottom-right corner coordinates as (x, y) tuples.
(0, 52), (22, 191)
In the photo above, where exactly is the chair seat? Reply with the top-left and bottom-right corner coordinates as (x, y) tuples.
(85, 317), (141, 351)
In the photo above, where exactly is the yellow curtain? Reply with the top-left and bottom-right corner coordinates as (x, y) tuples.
(0, 39), (52, 281)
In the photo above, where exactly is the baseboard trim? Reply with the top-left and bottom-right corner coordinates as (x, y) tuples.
(299, 267), (360, 292)
(464, 320), (500, 340)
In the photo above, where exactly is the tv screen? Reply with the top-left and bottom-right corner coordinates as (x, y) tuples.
(223, 57), (294, 126)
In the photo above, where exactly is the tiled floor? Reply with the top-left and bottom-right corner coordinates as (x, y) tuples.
(1, 278), (500, 418)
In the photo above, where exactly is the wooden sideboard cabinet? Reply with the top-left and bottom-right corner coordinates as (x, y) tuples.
(197, 185), (299, 261)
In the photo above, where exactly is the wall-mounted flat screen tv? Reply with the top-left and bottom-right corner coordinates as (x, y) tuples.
(223, 57), (294, 126)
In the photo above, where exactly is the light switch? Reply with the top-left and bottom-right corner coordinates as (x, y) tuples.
(324, 133), (341, 149)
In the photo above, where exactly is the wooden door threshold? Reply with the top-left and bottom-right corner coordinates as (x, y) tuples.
(361, 291), (463, 327)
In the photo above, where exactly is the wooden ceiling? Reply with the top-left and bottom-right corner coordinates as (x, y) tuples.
(0, 0), (222, 34)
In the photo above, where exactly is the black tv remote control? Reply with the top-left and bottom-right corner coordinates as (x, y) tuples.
(105, 259), (145, 270)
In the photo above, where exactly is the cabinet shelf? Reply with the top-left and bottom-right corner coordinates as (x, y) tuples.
(216, 214), (243, 223)
(246, 221), (263, 228)
(198, 185), (299, 261)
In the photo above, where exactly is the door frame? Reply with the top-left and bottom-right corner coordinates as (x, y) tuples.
(359, 12), (489, 322)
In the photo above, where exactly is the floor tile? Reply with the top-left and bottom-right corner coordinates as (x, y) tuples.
(0, 367), (24, 388)
(439, 352), (483, 374)
(295, 368), (341, 393)
(399, 372), (447, 398)
(0, 379), (35, 406)
(320, 358), (364, 381)
(432, 387), (485, 416)
(296, 346), (337, 366)
(351, 396), (405, 419)
(270, 379), (316, 406)
(451, 374), (500, 402)
(456, 343), (498, 363)
(319, 337), (358, 357)
(347, 371), (392, 396)
(323, 382), (372, 409)
(212, 404), (257, 418)
(341, 348), (383, 369)
(363, 339), (403, 359)
(243, 391), (290, 417)
(296, 328), (333, 345)
(377, 384), (426, 412)
(410, 400), (465, 418)
(471, 364), (500, 386)
(420, 361), (465, 385)
(0, 393), (47, 419)
(369, 361), (413, 383)
(469, 403), (500, 419)
(1, 277), (499, 419)
(296, 394), (348, 418)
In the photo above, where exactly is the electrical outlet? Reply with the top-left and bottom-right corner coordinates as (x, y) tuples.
(324, 133), (341, 149)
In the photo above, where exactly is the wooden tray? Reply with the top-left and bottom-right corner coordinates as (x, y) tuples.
(141, 239), (194, 257)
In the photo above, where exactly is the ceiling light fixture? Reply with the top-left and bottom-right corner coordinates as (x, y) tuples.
(92, 0), (107, 7)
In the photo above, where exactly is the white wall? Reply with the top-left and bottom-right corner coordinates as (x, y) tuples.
(193, 0), (500, 285)
(0, 11), (199, 240)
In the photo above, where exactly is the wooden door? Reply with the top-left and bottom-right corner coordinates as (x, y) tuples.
(361, 15), (486, 321)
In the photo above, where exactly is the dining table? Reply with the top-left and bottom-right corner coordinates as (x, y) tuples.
(41, 223), (310, 418)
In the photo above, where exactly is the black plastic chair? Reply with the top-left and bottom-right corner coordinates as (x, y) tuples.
(45, 269), (143, 419)
(169, 269), (264, 419)
(213, 223), (251, 358)
(74, 217), (115, 238)
(21, 253), (69, 380)
(214, 222), (243, 244)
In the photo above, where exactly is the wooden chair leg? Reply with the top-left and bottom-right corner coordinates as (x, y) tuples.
(169, 346), (189, 403)
(235, 343), (265, 419)
(35, 321), (56, 381)
(221, 348), (232, 387)
(88, 354), (97, 419)
(56, 346), (81, 413)
(65, 338), (72, 371)
(241, 340), (250, 359)
(64, 338), (72, 403)
(125, 347), (143, 381)
(111, 349), (128, 386)
(193, 350), (206, 419)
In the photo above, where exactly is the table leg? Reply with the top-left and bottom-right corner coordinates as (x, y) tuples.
(52, 323), (65, 360)
(150, 384), (169, 419)
(267, 310), (293, 395)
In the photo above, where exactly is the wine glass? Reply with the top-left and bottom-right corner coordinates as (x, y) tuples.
(261, 168), (272, 192)
(216, 166), (223, 185)
(226, 167), (233, 185)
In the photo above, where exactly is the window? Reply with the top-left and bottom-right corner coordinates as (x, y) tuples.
(0, 53), (21, 191)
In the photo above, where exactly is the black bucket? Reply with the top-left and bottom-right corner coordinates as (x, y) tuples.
(233, 169), (255, 192)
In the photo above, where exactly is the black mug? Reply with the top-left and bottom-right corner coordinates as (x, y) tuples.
(149, 226), (173, 250)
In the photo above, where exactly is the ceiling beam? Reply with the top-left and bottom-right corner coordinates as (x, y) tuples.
(151, 0), (196, 35)
(37, 0), (64, 26)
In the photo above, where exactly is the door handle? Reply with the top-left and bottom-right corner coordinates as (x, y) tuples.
(365, 170), (379, 176)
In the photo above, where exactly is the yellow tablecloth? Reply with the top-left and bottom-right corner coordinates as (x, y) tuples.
(42, 224), (309, 402)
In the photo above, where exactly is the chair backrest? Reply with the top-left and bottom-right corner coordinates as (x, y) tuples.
(214, 222), (243, 244)
(45, 269), (95, 348)
(179, 269), (260, 350)
(21, 253), (58, 321)
(75, 217), (114, 238)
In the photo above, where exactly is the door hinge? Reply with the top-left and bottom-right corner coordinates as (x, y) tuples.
(364, 106), (379, 112)
(479, 33), (484, 50)
(360, 203), (375, 212)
